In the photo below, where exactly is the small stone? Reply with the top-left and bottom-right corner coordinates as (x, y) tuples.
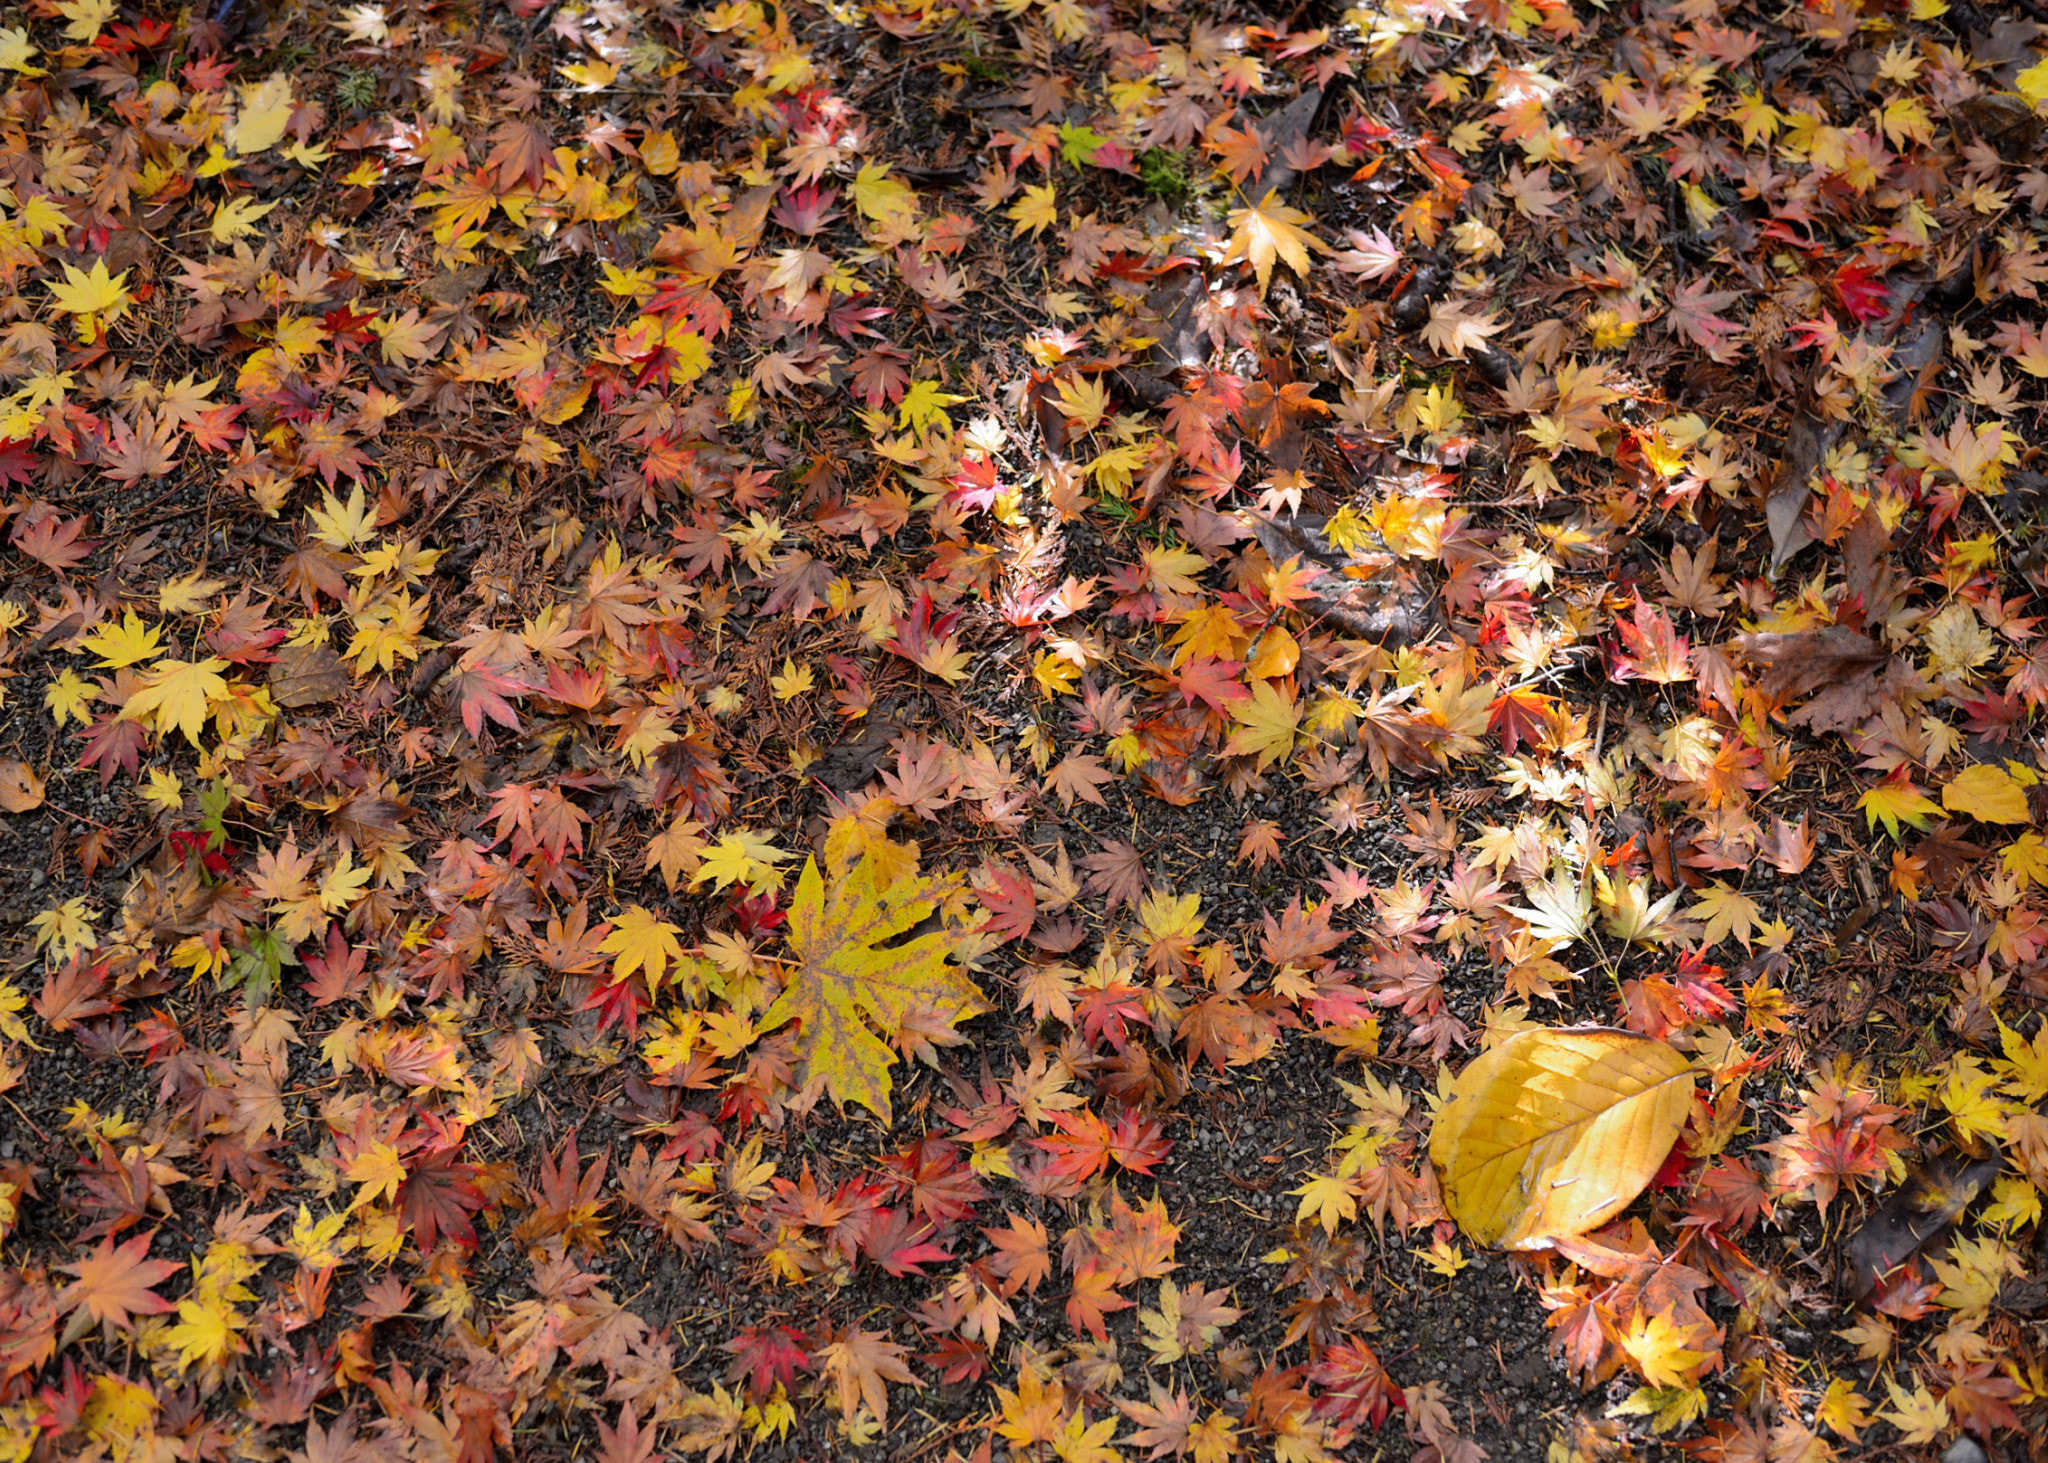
(1942, 1440), (1986, 1463)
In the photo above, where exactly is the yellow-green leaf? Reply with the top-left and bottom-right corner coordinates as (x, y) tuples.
(1221, 678), (1300, 769)
(759, 847), (989, 1120)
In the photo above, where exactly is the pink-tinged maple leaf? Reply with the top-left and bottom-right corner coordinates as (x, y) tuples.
(11, 510), (93, 572)
(1164, 655), (1250, 716)
(77, 713), (147, 785)
(0, 438), (38, 486)
(859, 1208), (953, 1277)
(1044, 752), (1116, 809)
(1663, 278), (1746, 363)
(57, 1231), (180, 1329)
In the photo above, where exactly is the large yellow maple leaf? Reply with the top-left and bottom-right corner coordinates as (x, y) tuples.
(1222, 191), (1328, 294)
(1430, 1026), (1695, 1248)
(760, 846), (987, 1120)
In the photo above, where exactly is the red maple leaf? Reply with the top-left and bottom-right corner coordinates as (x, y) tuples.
(724, 1325), (811, 1400)
(1487, 686), (1552, 755)
(395, 1137), (488, 1253)
(582, 973), (651, 1037)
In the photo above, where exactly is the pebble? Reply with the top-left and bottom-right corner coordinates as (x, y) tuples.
(1941, 1441), (1986, 1463)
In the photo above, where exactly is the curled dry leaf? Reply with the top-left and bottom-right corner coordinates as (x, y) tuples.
(0, 757), (46, 813)
(1429, 1026), (1696, 1250)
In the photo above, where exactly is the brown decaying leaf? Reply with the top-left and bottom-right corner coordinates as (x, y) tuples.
(265, 643), (350, 708)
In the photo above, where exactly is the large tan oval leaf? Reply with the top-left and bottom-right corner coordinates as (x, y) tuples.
(1429, 1026), (1695, 1250)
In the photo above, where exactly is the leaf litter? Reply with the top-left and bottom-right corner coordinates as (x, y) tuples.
(0, 0), (2044, 1460)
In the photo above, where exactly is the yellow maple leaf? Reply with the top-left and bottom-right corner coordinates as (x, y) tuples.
(1430, 1026), (1695, 1248)
(1690, 881), (1761, 950)
(1033, 650), (1082, 698)
(1620, 1309), (1713, 1389)
(1415, 1238), (1468, 1276)
(163, 1293), (241, 1371)
(209, 195), (278, 244)
(599, 904), (685, 995)
(1007, 182), (1057, 238)
(80, 610), (164, 669)
(691, 830), (793, 896)
(1857, 771), (1940, 840)
(897, 379), (966, 435)
(318, 851), (373, 914)
(850, 161), (917, 224)
(284, 1205), (355, 1269)
(1815, 1377), (1869, 1441)
(43, 668), (95, 729)
(47, 259), (133, 342)
(226, 74), (295, 155)
(140, 768), (184, 815)
(2001, 831), (2048, 888)
(771, 659), (814, 701)
(1222, 191), (1328, 294)
(344, 1140), (408, 1210)
(1879, 1380), (1949, 1444)
(1144, 543), (1209, 595)
(1941, 762), (2033, 824)
(55, 0), (113, 42)
(759, 847), (989, 1120)
(1998, 1017), (2048, 1103)
(2021, 56), (2048, 105)
(0, 26), (47, 75)
(1290, 1172), (1361, 1235)
(309, 484), (378, 550)
(157, 571), (226, 616)
(123, 657), (230, 746)
(27, 897), (96, 966)
(344, 590), (429, 676)
(1221, 678), (1301, 769)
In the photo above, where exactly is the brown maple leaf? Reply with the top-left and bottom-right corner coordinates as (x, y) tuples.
(1080, 839), (1147, 912)
(1045, 752), (1116, 809)
(485, 118), (555, 189)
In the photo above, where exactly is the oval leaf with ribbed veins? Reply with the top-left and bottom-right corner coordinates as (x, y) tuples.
(1429, 1026), (1695, 1249)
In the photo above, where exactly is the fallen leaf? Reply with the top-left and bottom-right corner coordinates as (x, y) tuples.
(1429, 1026), (1696, 1248)
(0, 758), (45, 813)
